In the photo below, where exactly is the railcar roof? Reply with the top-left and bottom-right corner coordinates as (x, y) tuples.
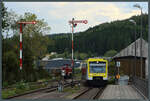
(87, 58), (107, 62)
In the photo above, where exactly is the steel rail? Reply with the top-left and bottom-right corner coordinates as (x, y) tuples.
(5, 80), (80, 99)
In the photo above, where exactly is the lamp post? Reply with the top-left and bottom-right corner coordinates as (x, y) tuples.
(129, 19), (137, 77)
(133, 4), (143, 78)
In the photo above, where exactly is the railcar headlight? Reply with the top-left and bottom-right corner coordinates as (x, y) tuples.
(89, 74), (92, 76)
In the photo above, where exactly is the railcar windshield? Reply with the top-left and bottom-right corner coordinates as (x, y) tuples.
(89, 61), (106, 73)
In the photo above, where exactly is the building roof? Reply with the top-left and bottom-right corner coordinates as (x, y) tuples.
(113, 56), (146, 60)
(39, 59), (81, 69)
(42, 56), (49, 61)
(113, 38), (148, 59)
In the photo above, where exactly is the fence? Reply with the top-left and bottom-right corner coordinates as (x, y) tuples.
(132, 76), (148, 98)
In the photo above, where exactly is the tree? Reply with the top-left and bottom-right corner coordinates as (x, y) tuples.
(2, 9), (52, 84)
(2, 2), (9, 32)
(11, 12), (51, 60)
(79, 53), (88, 60)
(74, 51), (80, 59)
(104, 50), (117, 57)
(47, 14), (148, 57)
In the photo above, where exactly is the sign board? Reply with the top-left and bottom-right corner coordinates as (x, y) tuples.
(116, 61), (120, 67)
(116, 74), (120, 79)
(68, 20), (88, 24)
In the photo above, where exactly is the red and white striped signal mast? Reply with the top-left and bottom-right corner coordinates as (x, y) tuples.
(68, 18), (88, 83)
(17, 21), (37, 70)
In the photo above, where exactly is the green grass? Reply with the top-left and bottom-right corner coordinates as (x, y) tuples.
(74, 68), (82, 80)
(63, 85), (81, 94)
(74, 73), (82, 80)
(2, 89), (16, 99)
(2, 73), (81, 99)
(2, 76), (61, 99)
(2, 82), (47, 99)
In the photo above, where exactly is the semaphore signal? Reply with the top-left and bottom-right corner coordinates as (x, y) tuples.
(68, 20), (88, 24)
(17, 21), (37, 70)
(68, 18), (88, 84)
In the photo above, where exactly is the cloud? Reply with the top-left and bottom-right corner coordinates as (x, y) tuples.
(41, 2), (147, 33)
(48, 2), (142, 23)
(5, 2), (148, 34)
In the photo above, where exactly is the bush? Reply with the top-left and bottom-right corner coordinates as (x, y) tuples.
(104, 50), (117, 57)
(2, 89), (16, 99)
(2, 82), (9, 88)
(74, 68), (81, 74)
(108, 61), (116, 76)
(16, 81), (26, 90)
(108, 76), (115, 84)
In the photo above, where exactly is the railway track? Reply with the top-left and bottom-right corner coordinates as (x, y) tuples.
(73, 86), (106, 100)
(5, 80), (80, 99)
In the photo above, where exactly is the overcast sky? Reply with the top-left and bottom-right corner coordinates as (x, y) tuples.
(5, 2), (148, 34)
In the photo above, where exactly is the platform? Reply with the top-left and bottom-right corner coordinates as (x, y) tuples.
(99, 85), (144, 99)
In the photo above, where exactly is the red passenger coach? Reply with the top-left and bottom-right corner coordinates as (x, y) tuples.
(81, 63), (87, 80)
(82, 67), (86, 75)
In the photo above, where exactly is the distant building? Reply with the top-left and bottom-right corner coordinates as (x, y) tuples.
(52, 58), (63, 60)
(42, 56), (49, 61)
(37, 59), (81, 72)
(51, 52), (57, 55)
(113, 38), (148, 79)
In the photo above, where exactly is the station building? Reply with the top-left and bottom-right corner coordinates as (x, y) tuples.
(113, 38), (148, 79)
